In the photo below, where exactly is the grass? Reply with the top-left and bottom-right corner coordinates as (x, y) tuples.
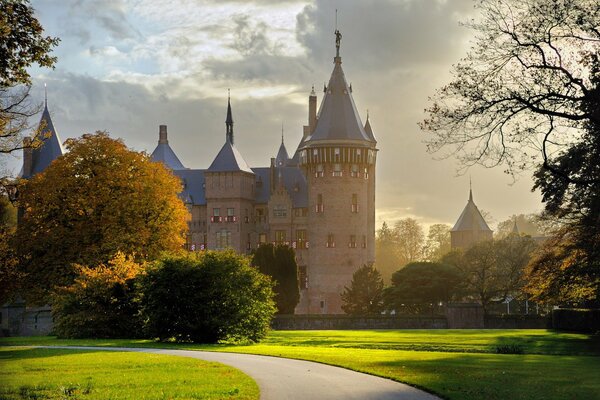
(2, 329), (600, 400)
(0, 347), (258, 400)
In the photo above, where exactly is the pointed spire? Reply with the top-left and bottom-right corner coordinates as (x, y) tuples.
(44, 83), (48, 109)
(281, 122), (284, 144)
(469, 177), (473, 202)
(226, 89), (234, 145)
(512, 219), (520, 234)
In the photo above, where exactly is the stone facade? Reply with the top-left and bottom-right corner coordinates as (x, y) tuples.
(152, 35), (377, 314)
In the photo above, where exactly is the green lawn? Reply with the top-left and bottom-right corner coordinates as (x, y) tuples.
(0, 347), (258, 400)
(2, 330), (599, 400)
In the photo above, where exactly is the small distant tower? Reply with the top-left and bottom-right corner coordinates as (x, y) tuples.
(450, 185), (493, 250)
(296, 30), (377, 314)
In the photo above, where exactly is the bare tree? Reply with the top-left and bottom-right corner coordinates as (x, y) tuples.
(421, 0), (600, 185)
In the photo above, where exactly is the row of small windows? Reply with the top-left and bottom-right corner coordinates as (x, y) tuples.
(186, 230), (366, 251)
(300, 147), (376, 165)
(209, 207), (309, 223)
(313, 164), (369, 179)
(316, 194), (360, 213)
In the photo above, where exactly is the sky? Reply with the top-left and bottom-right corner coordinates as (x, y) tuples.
(7, 0), (544, 231)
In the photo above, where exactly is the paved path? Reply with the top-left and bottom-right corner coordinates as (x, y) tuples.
(40, 346), (440, 400)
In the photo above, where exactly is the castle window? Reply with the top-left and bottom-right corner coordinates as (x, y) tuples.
(316, 194), (324, 213)
(226, 208), (236, 222)
(315, 164), (324, 177)
(351, 164), (359, 177)
(332, 163), (342, 177)
(364, 167), (369, 179)
(296, 229), (307, 249)
(273, 205), (287, 218)
(211, 208), (222, 223)
(294, 207), (308, 217)
(298, 265), (308, 289)
(275, 230), (286, 244)
(334, 147), (340, 161)
(259, 233), (267, 245)
(326, 234), (335, 248)
(349, 235), (357, 248)
(216, 229), (231, 249)
(362, 235), (367, 248)
(351, 194), (359, 213)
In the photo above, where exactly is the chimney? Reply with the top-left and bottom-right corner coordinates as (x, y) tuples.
(23, 136), (33, 178)
(159, 125), (168, 144)
(308, 86), (317, 135)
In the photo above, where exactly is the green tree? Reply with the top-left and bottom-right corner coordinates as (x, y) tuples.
(0, 0), (59, 179)
(251, 244), (300, 314)
(384, 262), (462, 315)
(15, 132), (189, 303)
(52, 253), (144, 339)
(421, 0), (600, 305)
(340, 265), (384, 315)
(138, 251), (276, 343)
(444, 236), (538, 313)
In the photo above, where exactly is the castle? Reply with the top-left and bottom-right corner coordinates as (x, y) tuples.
(19, 32), (378, 315)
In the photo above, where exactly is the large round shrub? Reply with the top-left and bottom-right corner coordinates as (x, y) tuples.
(138, 250), (276, 343)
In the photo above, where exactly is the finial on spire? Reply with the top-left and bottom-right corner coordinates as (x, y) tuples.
(44, 83), (48, 109)
(281, 122), (284, 144)
(334, 10), (342, 59)
(310, 85), (316, 96)
(469, 177), (473, 202)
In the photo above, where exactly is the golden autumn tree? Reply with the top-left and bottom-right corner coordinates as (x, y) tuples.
(15, 131), (188, 303)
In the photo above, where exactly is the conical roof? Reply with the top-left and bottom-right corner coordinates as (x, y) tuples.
(364, 113), (376, 141)
(451, 188), (492, 232)
(275, 139), (289, 167)
(303, 34), (374, 145)
(151, 126), (185, 170)
(207, 141), (253, 173)
(24, 104), (64, 178)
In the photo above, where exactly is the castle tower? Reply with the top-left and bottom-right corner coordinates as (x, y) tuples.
(150, 125), (186, 170)
(450, 185), (493, 250)
(296, 30), (377, 314)
(204, 96), (255, 252)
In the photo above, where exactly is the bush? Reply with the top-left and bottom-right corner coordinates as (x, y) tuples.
(494, 344), (524, 354)
(52, 253), (144, 338)
(138, 250), (276, 343)
(552, 308), (600, 333)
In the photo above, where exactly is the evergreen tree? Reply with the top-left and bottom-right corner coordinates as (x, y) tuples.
(340, 265), (384, 315)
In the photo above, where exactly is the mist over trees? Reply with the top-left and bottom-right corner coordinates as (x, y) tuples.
(421, 0), (600, 306)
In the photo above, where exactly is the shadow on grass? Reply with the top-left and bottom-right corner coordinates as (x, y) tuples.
(0, 347), (106, 361)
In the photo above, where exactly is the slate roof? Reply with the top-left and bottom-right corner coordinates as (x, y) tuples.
(451, 189), (492, 232)
(173, 169), (206, 205)
(207, 141), (253, 173)
(22, 105), (64, 178)
(364, 114), (376, 142)
(151, 142), (186, 170)
(304, 53), (374, 144)
(251, 166), (308, 207)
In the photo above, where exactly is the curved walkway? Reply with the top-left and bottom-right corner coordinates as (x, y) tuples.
(40, 346), (440, 400)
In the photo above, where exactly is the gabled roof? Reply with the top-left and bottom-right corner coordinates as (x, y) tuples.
(275, 140), (290, 167)
(304, 48), (373, 145)
(151, 143), (185, 170)
(451, 189), (492, 232)
(251, 166), (308, 207)
(23, 105), (64, 178)
(207, 141), (253, 173)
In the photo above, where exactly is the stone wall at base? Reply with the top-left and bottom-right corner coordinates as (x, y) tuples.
(272, 314), (448, 330)
(1, 303), (53, 336)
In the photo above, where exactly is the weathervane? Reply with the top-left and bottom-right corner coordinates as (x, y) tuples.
(335, 9), (342, 57)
